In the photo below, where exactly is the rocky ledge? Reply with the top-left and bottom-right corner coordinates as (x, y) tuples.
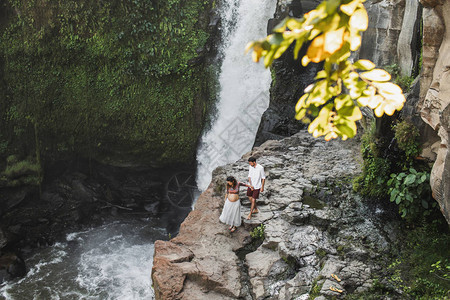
(152, 131), (403, 299)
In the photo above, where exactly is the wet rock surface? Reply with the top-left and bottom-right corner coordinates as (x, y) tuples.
(152, 131), (404, 299)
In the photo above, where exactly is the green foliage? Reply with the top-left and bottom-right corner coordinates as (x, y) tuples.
(384, 64), (415, 93)
(353, 122), (391, 197)
(309, 276), (325, 299)
(387, 168), (433, 220)
(430, 260), (450, 281)
(1, 156), (42, 187)
(393, 120), (421, 159)
(315, 248), (327, 259)
(0, 0), (212, 166)
(386, 223), (450, 299)
(354, 118), (432, 222)
(248, 0), (406, 141)
(250, 224), (265, 240)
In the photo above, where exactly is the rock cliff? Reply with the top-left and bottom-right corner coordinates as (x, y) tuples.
(419, 0), (450, 224)
(152, 131), (403, 299)
(257, 0), (449, 223)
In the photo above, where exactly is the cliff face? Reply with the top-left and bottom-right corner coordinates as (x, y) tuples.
(152, 131), (404, 299)
(419, 0), (450, 224)
(0, 0), (216, 168)
(258, 0), (449, 223)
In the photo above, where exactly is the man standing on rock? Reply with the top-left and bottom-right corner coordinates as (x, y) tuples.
(247, 156), (265, 220)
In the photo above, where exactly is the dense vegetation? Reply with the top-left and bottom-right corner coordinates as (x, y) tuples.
(0, 0), (213, 177)
(351, 117), (449, 299)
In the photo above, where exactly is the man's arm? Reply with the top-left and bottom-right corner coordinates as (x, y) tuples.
(260, 166), (266, 192)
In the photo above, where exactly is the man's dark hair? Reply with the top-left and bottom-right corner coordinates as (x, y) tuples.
(248, 156), (256, 162)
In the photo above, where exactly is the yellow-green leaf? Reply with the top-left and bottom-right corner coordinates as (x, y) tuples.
(340, 0), (359, 15)
(353, 59), (375, 71)
(308, 104), (333, 137)
(293, 36), (306, 59)
(295, 108), (307, 120)
(273, 18), (288, 32)
(335, 94), (353, 111)
(325, 131), (339, 141)
(360, 69), (391, 82)
(339, 105), (362, 121)
(357, 95), (371, 106)
(295, 93), (309, 111)
(302, 55), (311, 66)
(349, 32), (361, 51)
(349, 7), (368, 31)
(328, 40), (351, 62)
(367, 95), (383, 109)
(335, 115), (357, 137)
(306, 34), (328, 62)
(273, 43), (290, 59)
(324, 27), (345, 55)
(326, 0), (341, 14)
(315, 70), (328, 79)
(374, 82), (403, 95)
(286, 18), (303, 30)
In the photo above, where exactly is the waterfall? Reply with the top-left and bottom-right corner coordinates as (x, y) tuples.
(196, 0), (277, 191)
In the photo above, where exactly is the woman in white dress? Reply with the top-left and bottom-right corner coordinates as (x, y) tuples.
(219, 176), (253, 232)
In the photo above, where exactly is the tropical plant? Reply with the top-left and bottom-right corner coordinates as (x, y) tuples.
(387, 168), (433, 220)
(246, 0), (405, 141)
(393, 120), (421, 159)
(250, 224), (265, 240)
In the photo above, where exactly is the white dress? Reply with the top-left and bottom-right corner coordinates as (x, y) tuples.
(219, 198), (241, 227)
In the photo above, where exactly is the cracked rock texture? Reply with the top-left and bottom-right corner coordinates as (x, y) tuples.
(419, 0), (450, 224)
(152, 131), (404, 299)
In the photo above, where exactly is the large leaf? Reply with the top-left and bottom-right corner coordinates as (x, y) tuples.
(404, 174), (416, 185)
(324, 27), (346, 55)
(360, 69), (391, 82)
(340, 0), (360, 15)
(354, 59), (375, 70)
(349, 7), (368, 31)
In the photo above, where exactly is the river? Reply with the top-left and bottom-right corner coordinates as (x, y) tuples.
(0, 217), (166, 300)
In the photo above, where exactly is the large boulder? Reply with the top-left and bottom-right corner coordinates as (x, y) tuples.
(419, 0), (450, 224)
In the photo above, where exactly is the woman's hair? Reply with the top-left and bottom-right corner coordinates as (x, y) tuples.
(226, 176), (237, 187)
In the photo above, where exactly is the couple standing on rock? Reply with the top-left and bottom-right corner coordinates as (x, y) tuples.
(219, 156), (266, 232)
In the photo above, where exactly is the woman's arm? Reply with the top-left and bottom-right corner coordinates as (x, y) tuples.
(239, 181), (253, 190)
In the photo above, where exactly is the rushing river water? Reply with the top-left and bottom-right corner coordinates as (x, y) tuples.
(0, 218), (167, 300)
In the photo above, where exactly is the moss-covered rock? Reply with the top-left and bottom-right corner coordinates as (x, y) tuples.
(0, 0), (216, 168)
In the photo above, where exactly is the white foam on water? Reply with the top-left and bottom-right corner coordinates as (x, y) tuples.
(76, 240), (154, 299)
(0, 221), (163, 299)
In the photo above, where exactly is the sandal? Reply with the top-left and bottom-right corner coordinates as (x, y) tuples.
(331, 273), (341, 282)
(230, 226), (236, 232)
(329, 286), (343, 293)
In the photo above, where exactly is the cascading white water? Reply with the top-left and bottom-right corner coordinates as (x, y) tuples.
(196, 0), (277, 190)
